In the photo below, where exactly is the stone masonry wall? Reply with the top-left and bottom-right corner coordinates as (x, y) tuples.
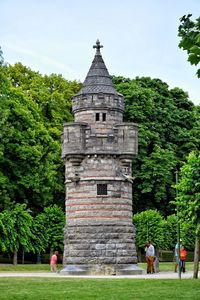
(63, 155), (137, 265)
(72, 94), (124, 114)
(63, 224), (137, 265)
(62, 123), (138, 158)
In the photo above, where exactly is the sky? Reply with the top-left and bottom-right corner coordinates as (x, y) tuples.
(1, 0), (200, 105)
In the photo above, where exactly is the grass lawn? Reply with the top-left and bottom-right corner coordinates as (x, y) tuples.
(0, 263), (54, 272)
(0, 262), (195, 272)
(139, 262), (194, 272)
(0, 277), (200, 300)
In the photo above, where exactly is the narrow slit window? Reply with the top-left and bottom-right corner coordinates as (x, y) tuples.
(97, 184), (107, 195)
(102, 113), (106, 121)
(96, 113), (100, 121)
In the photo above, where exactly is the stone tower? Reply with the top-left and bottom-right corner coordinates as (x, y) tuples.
(61, 40), (142, 275)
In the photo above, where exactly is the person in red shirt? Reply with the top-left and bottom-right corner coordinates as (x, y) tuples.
(50, 251), (59, 272)
(180, 245), (187, 273)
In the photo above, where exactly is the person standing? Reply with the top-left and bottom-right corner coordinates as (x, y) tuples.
(174, 239), (182, 272)
(180, 245), (187, 273)
(145, 240), (155, 274)
(50, 251), (59, 272)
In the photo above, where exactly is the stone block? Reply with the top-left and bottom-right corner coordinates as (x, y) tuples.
(95, 244), (106, 250)
(106, 250), (117, 257)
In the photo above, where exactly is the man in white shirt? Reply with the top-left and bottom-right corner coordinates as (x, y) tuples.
(145, 240), (155, 274)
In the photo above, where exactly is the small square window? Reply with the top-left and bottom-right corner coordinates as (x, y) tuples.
(97, 184), (107, 195)
(96, 113), (100, 121)
(123, 167), (130, 175)
(102, 113), (106, 121)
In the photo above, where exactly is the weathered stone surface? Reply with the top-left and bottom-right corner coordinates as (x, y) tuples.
(63, 223), (138, 266)
(61, 41), (142, 275)
(60, 263), (144, 276)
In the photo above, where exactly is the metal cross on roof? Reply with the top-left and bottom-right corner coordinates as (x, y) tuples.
(93, 39), (103, 54)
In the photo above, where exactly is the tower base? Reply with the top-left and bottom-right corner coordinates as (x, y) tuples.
(60, 264), (144, 276)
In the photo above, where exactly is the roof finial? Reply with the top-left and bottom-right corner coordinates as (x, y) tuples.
(93, 39), (103, 55)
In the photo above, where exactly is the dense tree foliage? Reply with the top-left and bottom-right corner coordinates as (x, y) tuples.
(0, 204), (64, 264)
(0, 61), (81, 212)
(0, 71), (58, 211)
(178, 14), (200, 77)
(113, 76), (199, 215)
(133, 210), (196, 255)
(175, 151), (200, 278)
(133, 209), (164, 250)
(38, 205), (65, 255)
(162, 214), (177, 250)
(163, 214), (195, 251)
(31, 214), (48, 256)
(175, 151), (200, 231)
(1, 204), (34, 264)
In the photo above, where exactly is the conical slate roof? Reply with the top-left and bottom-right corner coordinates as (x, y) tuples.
(76, 40), (118, 95)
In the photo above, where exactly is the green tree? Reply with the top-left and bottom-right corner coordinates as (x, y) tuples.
(1, 204), (34, 265)
(163, 214), (177, 250)
(39, 205), (65, 256)
(31, 214), (49, 262)
(113, 76), (198, 215)
(133, 209), (164, 251)
(5, 63), (80, 128)
(175, 151), (200, 278)
(3, 63), (81, 210)
(135, 146), (176, 212)
(0, 70), (59, 212)
(180, 221), (196, 251)
(178, 14), (200, 77)
(153, 214), (195, 251)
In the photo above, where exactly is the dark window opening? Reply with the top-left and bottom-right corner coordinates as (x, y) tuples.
(96, 113), (100, 121)
(102, 113), (106, 121)
(123, 166), (130, 175)
(97, 184), (107, 195)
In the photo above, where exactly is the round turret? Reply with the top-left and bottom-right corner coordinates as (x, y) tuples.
(72, 40), (124, 128)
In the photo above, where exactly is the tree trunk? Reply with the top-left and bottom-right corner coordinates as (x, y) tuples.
(13, 250), (18, 265)
(50, 248), (53, 262)
(22, 250), (25, 264)
(37, 253), (42, 264)
(193, 235), (200, 279)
